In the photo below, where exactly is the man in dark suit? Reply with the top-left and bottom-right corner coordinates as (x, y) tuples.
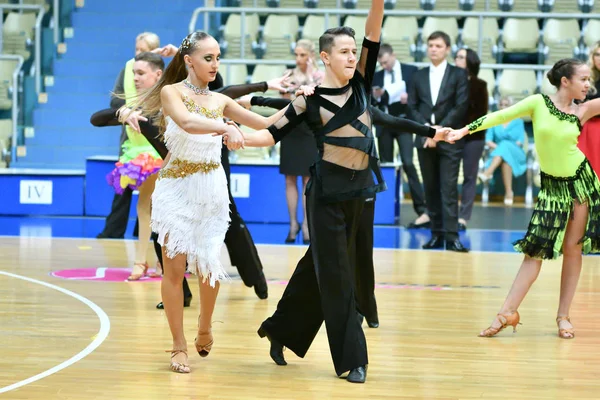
(372, 44), (429, 228)
(407, 31), (469, 252)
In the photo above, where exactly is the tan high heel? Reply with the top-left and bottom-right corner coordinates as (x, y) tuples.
(166, 349), (190, 373)
(195, 331), (213, 357)
(127, 262), (149, 281)
(479, 311), (521, 337)
(556, 316), (575, 339)
(148, 261), (163, 278)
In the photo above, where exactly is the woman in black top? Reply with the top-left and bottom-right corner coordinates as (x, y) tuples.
(454, 48), (489, 230)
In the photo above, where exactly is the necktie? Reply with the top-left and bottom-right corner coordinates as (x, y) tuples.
(390, 70), (395, 84)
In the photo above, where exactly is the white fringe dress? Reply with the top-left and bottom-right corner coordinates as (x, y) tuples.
(151, 99), (230, 287)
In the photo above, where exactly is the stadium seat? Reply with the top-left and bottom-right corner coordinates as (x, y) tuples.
(0, 59), (19, 111)
(583, 19), (600, 47)
(219, 64), (249, 86)
(220, 13), (260, 59)
(550, 0), (580, 12)
(302, 14), (339, 52)
(497, 18), (540, 62)
(542, 19), (580, 65)
(498, 69), (537, 104)
(343, 15), (367, 42)
(382, 17), (419, 62)
(1, 11), (37, 60)
(461, 17), (499, 64)
(259, 15), (300, 60)
(0, 119), (12, 168)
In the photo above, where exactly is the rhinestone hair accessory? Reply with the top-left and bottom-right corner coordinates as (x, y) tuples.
(183, 79), (211, 96)
(180, 36), (192, 51)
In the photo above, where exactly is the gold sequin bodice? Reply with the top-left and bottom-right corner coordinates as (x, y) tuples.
(162, 95), (225, 173)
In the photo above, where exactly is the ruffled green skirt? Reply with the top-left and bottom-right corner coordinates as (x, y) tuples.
(514, 159), (600, 260)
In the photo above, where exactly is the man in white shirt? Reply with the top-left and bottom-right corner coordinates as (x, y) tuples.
(407, 31), (470, 252)
(372, 44), (428, 228)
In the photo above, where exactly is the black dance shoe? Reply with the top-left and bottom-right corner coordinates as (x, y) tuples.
(422, 235), (444, 249)
(347, 366), (368, 383)
(258, 327), (287, 366)
(156, 296), (192, 309)
(285, 224), (300, 243)
(366, 318), (379, 329)
(446, 239), (469, 253)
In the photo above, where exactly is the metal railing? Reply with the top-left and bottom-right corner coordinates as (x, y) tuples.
(190, 6), (600, 60)
(0, 54), (25, 164)
(0, 4), (45, 95)
(53, 0), (61, 44)
(217, 58), (553, 70)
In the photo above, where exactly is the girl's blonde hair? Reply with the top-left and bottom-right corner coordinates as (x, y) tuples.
(131, 31), (213, 133)
(136, 32), (160, 51)
(588, 41), (600, 96)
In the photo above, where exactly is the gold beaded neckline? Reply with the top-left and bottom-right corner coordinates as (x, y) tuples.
(182, 95), (224, 120)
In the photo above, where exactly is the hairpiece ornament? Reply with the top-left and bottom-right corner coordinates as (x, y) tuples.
(180, 37), (192, 51)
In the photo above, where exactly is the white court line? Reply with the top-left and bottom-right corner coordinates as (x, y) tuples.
(0, 271), (111, 394)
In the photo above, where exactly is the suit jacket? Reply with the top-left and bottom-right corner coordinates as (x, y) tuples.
(408, 64), (469, 147)
(372, 63), (418, 117)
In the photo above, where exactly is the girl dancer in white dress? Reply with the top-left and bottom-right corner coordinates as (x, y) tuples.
(124, 31), (287, 373)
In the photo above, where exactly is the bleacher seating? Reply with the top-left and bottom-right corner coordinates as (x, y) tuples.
(2, 11), (37, 60)
(1, 0), (596, 204)
(542, 19), (580, 65)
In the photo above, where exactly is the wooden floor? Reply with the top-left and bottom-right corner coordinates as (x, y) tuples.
(2, 237), (600, 399)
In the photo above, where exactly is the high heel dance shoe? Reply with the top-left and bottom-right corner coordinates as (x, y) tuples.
(302, 226), (310, 245)
(127, 262), (149, 281)
(166, 349), (190, 373)
(478, 311), (521, 337)
(195, 331), (214, 357)
(285, 223), (300, 243)
(257, 327), (287, 365)
(556, 316), (575, 339)
(148, 261), (163, 278)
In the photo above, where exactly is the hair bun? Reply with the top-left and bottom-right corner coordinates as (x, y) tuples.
(546, 69), (558, 86)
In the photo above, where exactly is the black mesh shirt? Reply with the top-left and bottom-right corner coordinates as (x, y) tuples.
(266, 38), (386, 203)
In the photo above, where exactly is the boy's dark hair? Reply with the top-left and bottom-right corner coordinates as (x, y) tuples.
(134, 51), (165, 71)
(319, 26), (356, 53)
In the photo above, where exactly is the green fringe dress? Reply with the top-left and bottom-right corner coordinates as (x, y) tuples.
(468, 94), (600, 260)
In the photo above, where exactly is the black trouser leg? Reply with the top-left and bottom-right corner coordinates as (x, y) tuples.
(98, 188), (133, 238)
(354, 199), (378, 324)
(438, 142), (464, 241)
(417, 148), (444, 237)
(377, 126), (395, 163)
(459, 139), (486, 221)
(397, 132), (427, 216)
(224, 190), (265, 288)
(260, 184), (368, 376)
(222, 144), (267, 295)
